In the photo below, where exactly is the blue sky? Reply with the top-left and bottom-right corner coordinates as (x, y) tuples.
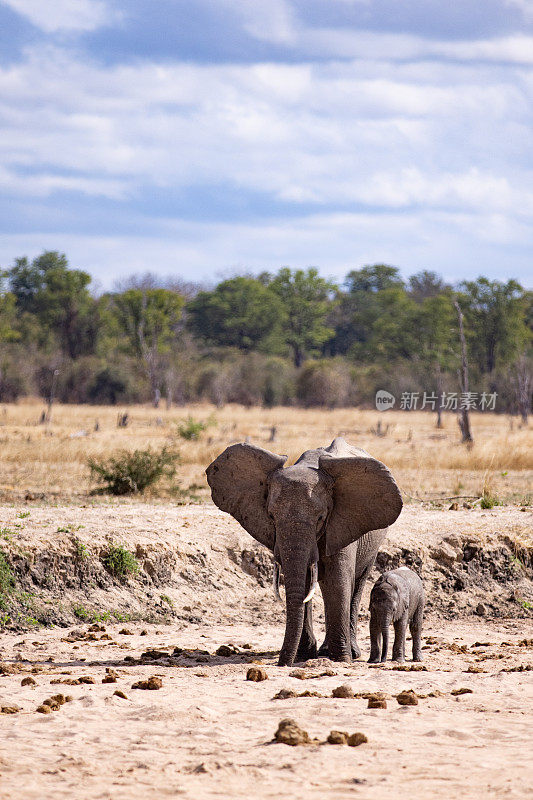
(0, 0), (532, 287)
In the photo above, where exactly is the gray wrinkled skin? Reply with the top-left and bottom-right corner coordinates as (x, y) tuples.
(206, 437), (403, 667)
(368, 567), (425, 663)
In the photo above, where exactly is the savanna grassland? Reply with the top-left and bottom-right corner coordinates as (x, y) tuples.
(0, 400), (531, 506)
(0, 401), (532, 800)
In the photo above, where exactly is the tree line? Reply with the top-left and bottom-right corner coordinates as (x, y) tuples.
(0, 251), (531, 415)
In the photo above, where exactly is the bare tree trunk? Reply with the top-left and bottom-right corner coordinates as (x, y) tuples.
(45, 369), (60, 424)
(514, 354), (531, 424)
(435, 363), (443, 428)
(454, 300), (473, 445)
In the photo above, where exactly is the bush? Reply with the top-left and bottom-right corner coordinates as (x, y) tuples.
(296, 360), (354, 407)
(0, 549), (14, 597)
(177, 416), (208, 440)
(102, 545), (139, 579)
(87, 446), (178, 495)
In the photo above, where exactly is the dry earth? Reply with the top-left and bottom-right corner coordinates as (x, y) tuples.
(0, 504), (532, 799)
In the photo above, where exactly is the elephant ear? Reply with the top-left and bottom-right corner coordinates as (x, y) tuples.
(319, 445), (402, 556)
(206, 443), (287, 550)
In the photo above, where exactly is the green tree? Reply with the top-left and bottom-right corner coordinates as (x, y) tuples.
(7, 251), (96, 357)
(328, 265), (405, 357)
(268, 268), (336, 367)
(112, 288), (185, 404)
(408, 270), (449, 303)
(0, 273), (19, 344)
(457, 278), (529, 373)
(186, 277), (284, 352)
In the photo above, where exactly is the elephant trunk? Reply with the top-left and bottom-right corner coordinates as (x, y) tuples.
(380, 612), (393, 662)
(277, 554), (315, 667)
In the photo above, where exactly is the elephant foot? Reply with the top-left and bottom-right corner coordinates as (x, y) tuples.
(368, 656), (381, 664)
(412, 654), (423, 662)
(277, 650), (294, 667)
(392, 656), (405, 664)
(296, 640), (318, 662)
(318, 640), (351, 663)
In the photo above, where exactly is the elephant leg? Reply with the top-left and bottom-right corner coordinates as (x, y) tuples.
(349, 562), (374, 659)
(320, 554), (353, 663)
(296, 600), (317, 661)
(410, 603), (424, 662)
(392, 614), (408, 663)
(368, 612), (381, 664)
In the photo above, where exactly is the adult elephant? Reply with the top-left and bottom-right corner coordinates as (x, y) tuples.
(206, 437), (402, 666)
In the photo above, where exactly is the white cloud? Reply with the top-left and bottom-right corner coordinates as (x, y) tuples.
(1, 0), (113, 33)
(0, 30), (531, 283)
(505, 0), (533, 21)
(1, 206), (531, 287)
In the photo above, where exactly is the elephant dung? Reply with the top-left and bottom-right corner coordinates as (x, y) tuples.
(1, 705), (21, 714)
(367, 697), (387, 709)
(327, 730), (349, 745)
(332, 683), (354, 698)
(246, 666), (268, 682)
(347, 732), (368, 747)
(274, 718), (311, 746)
(396, 689), (418, 706)
(21, 676), (36, 687)
(131, 676), (163, 690)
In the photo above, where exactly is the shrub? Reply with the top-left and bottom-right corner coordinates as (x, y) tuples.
(88, 446), (178, 495)
(177, 416), (208, 440)
(0, 549), (14, 596)
(480, 492), (500, 509)
(102, 545), (139, 579)
(296, 360), (354, 407)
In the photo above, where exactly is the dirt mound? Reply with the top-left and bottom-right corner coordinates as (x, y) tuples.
(0, 504), (531, 630)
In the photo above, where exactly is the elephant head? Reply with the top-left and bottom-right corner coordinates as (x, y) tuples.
(206, 437), (402, 665)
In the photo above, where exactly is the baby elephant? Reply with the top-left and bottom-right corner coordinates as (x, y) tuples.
(368, 567), (424, 663)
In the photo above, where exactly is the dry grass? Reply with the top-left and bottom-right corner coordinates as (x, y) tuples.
(0, 399), (531, 504)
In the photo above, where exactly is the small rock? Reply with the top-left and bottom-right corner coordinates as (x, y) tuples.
(347, 732), (368, 747)
(332, 684), (354, 699)
(396, 690), (418, 706)
(367, 697), (387, 709)
(114, 690), (128, 700)
(451, 687), (473, 696)
(36, 704), (52, 714)
(21, 676), (36, 687)
(102, 675), (117, 683)
(476, 603), (486, 616)
(274, 718), (310, 746)
(119, 629), (133, 635)
(463, 502), (473, 509)
(1, 706), (21, 714)
(327, 730), (348, 745)
(100, 634), (112, 641)
(448, 502), (459, 511)
(132, 676), (163, 690)
(140, 630), (148, 636)
(78, 676), (95, 685)
(246, 666), (268, 682)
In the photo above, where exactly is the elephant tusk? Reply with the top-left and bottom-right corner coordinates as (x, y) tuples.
(303, 563), (318, 604)
(273, 562), (282, 601)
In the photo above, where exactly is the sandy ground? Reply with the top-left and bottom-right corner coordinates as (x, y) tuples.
(0, 504), (532, 799)
(0, 618), (532, 800)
